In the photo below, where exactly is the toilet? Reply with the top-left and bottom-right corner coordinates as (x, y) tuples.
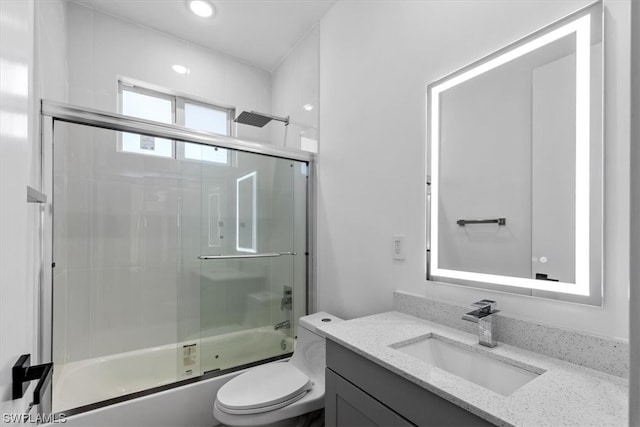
(213, 312), (342, 427)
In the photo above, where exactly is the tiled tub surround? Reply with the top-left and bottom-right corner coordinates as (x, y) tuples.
(321, 312), (628, 426)
(393, 291), (629, 378)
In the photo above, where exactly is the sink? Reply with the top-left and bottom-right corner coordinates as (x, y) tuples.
(391, 335), (541, 396)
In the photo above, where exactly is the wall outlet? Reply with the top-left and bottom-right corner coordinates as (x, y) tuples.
(392, 235), (405, 260)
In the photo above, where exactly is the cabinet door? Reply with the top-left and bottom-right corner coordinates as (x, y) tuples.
(326, 368), (414, 427)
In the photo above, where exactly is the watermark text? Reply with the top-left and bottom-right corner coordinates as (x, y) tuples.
(2, 412), (66, 424)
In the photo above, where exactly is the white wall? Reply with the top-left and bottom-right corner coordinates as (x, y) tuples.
(66, 2), (272, 143)
(629, 0), (639, 423)
(1, 0), (68, 417)
(0, 0), (36, 417)
(271, 26), (320, 151)
(317, 0), (631, 340)
(36, 0), (68, 105)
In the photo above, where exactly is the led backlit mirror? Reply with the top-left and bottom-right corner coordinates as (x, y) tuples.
(236, 171), (257, 253)
(427, 2), (603, 305)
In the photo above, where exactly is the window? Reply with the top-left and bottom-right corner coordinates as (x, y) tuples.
(118, 81), (234, 164)
(182, 101), (230, 164)
(121, 88), (174, 158)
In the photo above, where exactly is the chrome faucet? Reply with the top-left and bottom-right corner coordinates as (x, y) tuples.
(274, 320), (290, 331)
(462, 299), (500, 347)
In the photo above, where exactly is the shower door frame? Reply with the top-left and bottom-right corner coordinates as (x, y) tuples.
(39, 99), (317, 414)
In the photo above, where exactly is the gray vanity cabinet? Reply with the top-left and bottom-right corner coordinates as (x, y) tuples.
(325, 340), (494, 427)
(326, 369), (413, 426)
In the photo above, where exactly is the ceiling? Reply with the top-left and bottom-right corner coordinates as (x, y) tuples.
(71, 0), (336, 71)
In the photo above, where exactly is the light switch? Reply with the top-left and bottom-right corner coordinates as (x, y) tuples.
(392, 235), (405, 260)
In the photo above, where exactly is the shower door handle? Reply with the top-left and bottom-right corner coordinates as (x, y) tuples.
(12, 354), (53, 405)
(456, 218), (507, 226)
(198, 252), (296, 260)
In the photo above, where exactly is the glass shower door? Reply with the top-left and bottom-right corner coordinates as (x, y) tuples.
(177, 142), (308, 378)
(51, 122), (183, 412)
(51, 120), (309, 413)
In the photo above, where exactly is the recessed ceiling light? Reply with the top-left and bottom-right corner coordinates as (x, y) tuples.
(189, 0), (214, 18)
(303, 104), (314, 111)
(172, 64), (190, 74)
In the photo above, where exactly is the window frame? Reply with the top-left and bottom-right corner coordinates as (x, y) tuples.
(118, 84), (176, 158)
(175, 97), (234, 164)
(117, 79), (236, 164)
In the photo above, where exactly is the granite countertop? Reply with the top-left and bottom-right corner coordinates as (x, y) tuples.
(320, 311), (628, 427)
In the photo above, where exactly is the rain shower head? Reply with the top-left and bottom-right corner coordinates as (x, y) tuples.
(234, 111), (289, 128)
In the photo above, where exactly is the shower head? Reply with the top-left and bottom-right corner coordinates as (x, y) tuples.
(234, 111), (289, 128)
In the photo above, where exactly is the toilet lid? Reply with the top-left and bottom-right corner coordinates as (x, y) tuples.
(216, 363), (312, 412)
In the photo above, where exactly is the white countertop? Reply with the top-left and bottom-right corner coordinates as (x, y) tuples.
(320, 311), (628, 427)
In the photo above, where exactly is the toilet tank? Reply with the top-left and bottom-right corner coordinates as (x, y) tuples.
(298, 312), (342, 337)
(289, 312), (342, 382)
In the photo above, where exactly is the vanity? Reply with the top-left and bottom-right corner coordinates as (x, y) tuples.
(322, 310), (628, 426)
(315, 0), (630, 423)
(321, 2), (629, 425)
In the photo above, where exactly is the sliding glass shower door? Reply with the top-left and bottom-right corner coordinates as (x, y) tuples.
(51, 119), (308, 413)
(177, 142), (308, 377)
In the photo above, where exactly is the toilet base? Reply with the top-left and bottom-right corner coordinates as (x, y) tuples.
(214, 409), (323, 427)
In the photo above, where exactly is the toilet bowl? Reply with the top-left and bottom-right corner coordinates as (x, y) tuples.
(213, 312), (342, 427)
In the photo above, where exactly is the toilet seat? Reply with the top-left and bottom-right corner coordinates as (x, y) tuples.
(216, 363), (312, 415)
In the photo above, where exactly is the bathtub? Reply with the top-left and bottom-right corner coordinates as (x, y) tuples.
(52, 326), (294, 414)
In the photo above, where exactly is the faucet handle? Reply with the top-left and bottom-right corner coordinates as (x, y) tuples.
(471, 299), (498, 314)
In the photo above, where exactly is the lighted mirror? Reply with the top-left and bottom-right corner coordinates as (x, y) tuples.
(427, 2), (603, 305)
(237, 171), (257, 252)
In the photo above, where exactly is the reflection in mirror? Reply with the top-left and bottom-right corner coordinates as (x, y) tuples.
(237, 171), (257, 252)
(208, 192), (222, 248)
(427, 2), (603, 305)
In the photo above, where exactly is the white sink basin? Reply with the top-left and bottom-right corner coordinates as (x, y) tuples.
(391, 335), (542, 396)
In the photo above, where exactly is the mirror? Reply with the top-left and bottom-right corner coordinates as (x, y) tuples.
(427, 2), (603, 305)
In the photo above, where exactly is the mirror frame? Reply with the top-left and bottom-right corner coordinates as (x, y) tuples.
(426, 1), (603, 305)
